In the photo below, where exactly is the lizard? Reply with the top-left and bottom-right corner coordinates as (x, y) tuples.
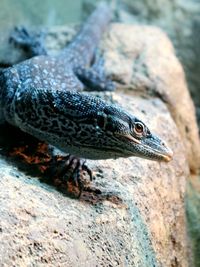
(0, 3), (173, 193)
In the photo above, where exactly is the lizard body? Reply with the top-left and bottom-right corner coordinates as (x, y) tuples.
(0, 3), (173, 164)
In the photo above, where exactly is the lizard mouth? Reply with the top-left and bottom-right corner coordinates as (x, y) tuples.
(91, 145), (173, 161)
(160, 152), (173, 162)
(115, 133), (173, 162)
(150, 149), (173, 162)
(140, 142), (173, 162)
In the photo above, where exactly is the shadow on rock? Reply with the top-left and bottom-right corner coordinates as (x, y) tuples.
(0, 123), (122, 204)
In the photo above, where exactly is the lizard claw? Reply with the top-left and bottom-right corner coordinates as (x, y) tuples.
(43, 155), (93, 198)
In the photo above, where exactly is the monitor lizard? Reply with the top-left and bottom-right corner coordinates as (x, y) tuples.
(0, 3), (173, 193)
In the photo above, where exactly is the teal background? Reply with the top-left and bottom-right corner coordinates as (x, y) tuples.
(0, 0), (101, 31)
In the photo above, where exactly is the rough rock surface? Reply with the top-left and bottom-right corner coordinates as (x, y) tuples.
(0, 24), (194, 266)
(102, 24), (200, 173)
(0, 93), (188, 267)
(116, 0), (200, 111)
(186, 174), (200, 267)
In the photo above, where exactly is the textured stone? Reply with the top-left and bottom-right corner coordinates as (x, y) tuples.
(117, 0), (200, 108)
(0, 22), (193, 266)
(186, 175), (200, 267)
(0, 93), (188, 267)
(102, 24), (200, 173)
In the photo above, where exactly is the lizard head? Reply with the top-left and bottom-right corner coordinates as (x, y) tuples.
(111, 118), (173, 162)
(90, 104), (173, 162)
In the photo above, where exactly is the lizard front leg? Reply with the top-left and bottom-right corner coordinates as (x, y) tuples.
(76, 66), (116, 92)
(42, 154), (93, 197)
(75, 53), (116, 92)
(9, 26), (48, 57)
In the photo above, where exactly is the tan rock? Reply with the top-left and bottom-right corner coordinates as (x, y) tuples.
(117, 0), (200, 109)
(0, 93), (189, 267)
(103, 24), (200, 173)
(0, 23), (193, 266)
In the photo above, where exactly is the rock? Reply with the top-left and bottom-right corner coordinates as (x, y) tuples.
(0, 22), (194, 266)
(117, 0), (200, 108)
(102, 24), (200, 173)
(186, 175), (200, 267)
(0, 93), (188, 267)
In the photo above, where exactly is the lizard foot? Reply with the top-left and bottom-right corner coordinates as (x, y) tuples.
(43, 155), (93, 198)
(9, 26), (47, 57)
(76, 55), (116, 92)
(76, 66), (115, 92)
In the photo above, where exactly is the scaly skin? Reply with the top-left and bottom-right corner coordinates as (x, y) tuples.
(0, 3), (173, 165)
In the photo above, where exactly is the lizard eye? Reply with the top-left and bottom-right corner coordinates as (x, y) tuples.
(134, 122), (145, 135)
